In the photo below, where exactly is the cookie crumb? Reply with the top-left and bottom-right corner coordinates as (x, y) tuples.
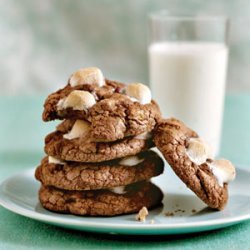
(150, 219), (155, 224)
(192, 209), (197, 213)
(136, 207), (148, 222)
(174, 209), (185, 213)
(165, 211), (174, 217)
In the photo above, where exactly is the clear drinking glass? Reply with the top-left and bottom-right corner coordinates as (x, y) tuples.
(148, 11), (229, 155)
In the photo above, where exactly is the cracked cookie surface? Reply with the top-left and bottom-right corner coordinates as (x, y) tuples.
(44, 90), (161, 143)
(38, 181), (163, 216)
(153, 118), (228, 210)
(35, 150), (164, 190)
(44, 127), (153, 162)
(42, 79), (125, 121)
(87, 93), (161, 142)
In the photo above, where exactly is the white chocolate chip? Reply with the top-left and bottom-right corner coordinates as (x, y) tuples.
(186, 137), (212, 165)
(126, 83), (152, 105)
(57, 90), (96, 111)
(48, 156), (65, 165)
(63, 120), (90, 140)
(208, 159), (236, 187)
(119, 156), (144, 166)
(109, 186), (126, 194)
(135, 207), (149, 222)
(69, 67), (105, 87)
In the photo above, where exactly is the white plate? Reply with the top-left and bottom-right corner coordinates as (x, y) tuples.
(0, 166), (249, 235)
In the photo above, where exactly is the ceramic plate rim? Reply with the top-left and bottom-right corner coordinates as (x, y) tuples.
(0, 167), (249, 232)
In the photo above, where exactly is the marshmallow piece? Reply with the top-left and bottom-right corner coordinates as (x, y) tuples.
(56, 99), (65, 110)
(48, 156), (65, 165)
(126, 83), (152, 104)
(58, 90), (96, 111)
(135, 132), (152, 140)
(119, 156), (144, 166)
(186, 137), (212, 165)
(69, 67), (105, 87)
(135, 206), (149, 222)
(208, 159), (236, 187)
(109, 186), (126, 194)
(63, 120), (90, 140)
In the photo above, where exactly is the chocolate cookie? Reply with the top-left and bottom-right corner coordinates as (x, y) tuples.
(43, 77), (160, 142)
(54, 93), (160, 143)
(42, 79), (125, 122)
(35, 150), (164, 190)
(88, 93), (161, 142)
(44, 125), (153, 162)
(153, 118), (236, 210)
(38, 181), (163, 216)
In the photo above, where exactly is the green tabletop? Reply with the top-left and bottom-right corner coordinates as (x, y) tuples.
(0, 94), (249, 250)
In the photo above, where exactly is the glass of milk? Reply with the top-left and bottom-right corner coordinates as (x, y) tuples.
(148, 11), (229, 155)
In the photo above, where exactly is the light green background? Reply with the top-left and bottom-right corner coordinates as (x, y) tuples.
(0, 95), (249, 250)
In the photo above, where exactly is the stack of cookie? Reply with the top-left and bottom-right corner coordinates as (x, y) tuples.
(35, 67), (164, 216)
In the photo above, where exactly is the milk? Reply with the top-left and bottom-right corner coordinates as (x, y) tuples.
(149, 42), (228, 155)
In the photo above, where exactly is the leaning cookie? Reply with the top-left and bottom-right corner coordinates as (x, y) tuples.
(42, 67), (125, 121)
(44, 121), (153, 162)
(153, 118), (236, 210)
(38, 181), (163, 216)
(35, 150), (164, 190)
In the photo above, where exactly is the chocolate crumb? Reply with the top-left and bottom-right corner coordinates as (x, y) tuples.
(174, 209), (185, 213)
(165, 211), (174, 217)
